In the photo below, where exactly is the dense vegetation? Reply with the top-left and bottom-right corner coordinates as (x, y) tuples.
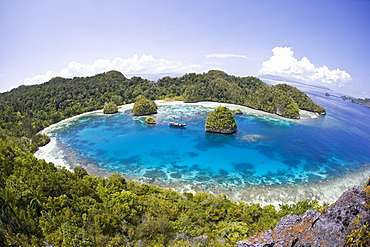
(131, 95), (158, 116)
(0, 69), (334, 246)
(179, 70), (325, 118)
(0, 69), (325, 152)
(274, 84), (326, 114)
(103, 102), (118, 114)
(205, 107), (238, 134)
(0, 140), (330, 246)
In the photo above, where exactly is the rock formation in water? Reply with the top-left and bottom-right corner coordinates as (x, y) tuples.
(103, 102), (118, 114)
(132, 95), (158, 116)
(236, 184), (370, 247)
(235, 109), (243, 115)
(205, 106), (237, 134)
(145, 116), (156, 125)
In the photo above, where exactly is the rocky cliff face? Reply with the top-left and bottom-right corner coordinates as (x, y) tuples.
(237, 185), (370, 247)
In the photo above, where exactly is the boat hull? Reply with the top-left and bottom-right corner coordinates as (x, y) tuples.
(168, 122), (186, 127)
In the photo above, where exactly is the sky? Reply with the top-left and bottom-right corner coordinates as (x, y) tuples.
(1, 0), (369, 97)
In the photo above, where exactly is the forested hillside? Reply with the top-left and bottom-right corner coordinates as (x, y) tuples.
(0, 70), (324, 152)
(0, 70), (331, 246)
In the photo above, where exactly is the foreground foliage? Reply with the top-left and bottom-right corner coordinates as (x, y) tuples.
(0, 140), (329, 246)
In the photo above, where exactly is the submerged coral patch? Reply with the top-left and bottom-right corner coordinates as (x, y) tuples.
(241, 134), (264, 142)
(188, 152), (199, 158)
(234, 162), (255, 173)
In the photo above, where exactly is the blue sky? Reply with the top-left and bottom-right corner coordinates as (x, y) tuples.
(1, 0), (369, 97)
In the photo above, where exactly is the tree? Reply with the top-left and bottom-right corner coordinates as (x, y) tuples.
(74, 167), (88, 179)
(111, 95), (123, 106)
(59, 222), (93, 247)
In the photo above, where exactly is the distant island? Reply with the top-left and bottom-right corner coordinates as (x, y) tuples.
(341, 96), (370, 108)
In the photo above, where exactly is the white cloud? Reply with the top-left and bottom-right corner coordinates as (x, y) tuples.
(206, 53), (249, 59)
(22, 55), (203, 85)
(258, 47), (351, 87)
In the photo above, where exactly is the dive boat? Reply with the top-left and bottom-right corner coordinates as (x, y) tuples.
(168, 122), (186, 127)
(168, 115), (186, 127)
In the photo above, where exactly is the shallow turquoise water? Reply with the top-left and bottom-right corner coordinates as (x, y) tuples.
(46, 86), (370, 187)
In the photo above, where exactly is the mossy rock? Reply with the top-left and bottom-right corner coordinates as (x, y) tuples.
(235, 109), (243, 115)
(145, 116), (156, 125)
(103, 102), (118, 114)
(132, 95), (158, 116)
(205, 106), (237, 134)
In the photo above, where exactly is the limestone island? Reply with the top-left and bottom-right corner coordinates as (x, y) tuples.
(205, 106), (238, 134)
(103, 102), (118, 114)
(145, 116), (156, 125)
(132, 95), (158, 116)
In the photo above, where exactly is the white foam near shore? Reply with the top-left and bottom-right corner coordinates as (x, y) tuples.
(157, 100), (298, 120)
(34, 137), (71, 170)
(34, 103), (135, 170)
(33, 101), (370, 206)
(34, 136), (56, 160)
(143, 162), (369, 207)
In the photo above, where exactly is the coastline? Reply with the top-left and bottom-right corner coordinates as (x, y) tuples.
(34, 101), (370, 206)
(34, 99), (305, 171)
(37, 103), (135, 135)
(135, 163), (370, 207)
(155, 100), (318, 122)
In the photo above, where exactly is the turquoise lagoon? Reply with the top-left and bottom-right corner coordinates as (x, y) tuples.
(42, 85), (370, 194)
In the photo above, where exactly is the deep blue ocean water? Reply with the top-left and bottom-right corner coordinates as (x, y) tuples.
(45, 81), (370, 187)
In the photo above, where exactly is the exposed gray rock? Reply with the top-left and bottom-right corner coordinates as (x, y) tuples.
(237, 186), (370, 247)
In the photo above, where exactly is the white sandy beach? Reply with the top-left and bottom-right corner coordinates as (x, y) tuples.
(34, 103), (135, 170)
(34, 101), (370, 206)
